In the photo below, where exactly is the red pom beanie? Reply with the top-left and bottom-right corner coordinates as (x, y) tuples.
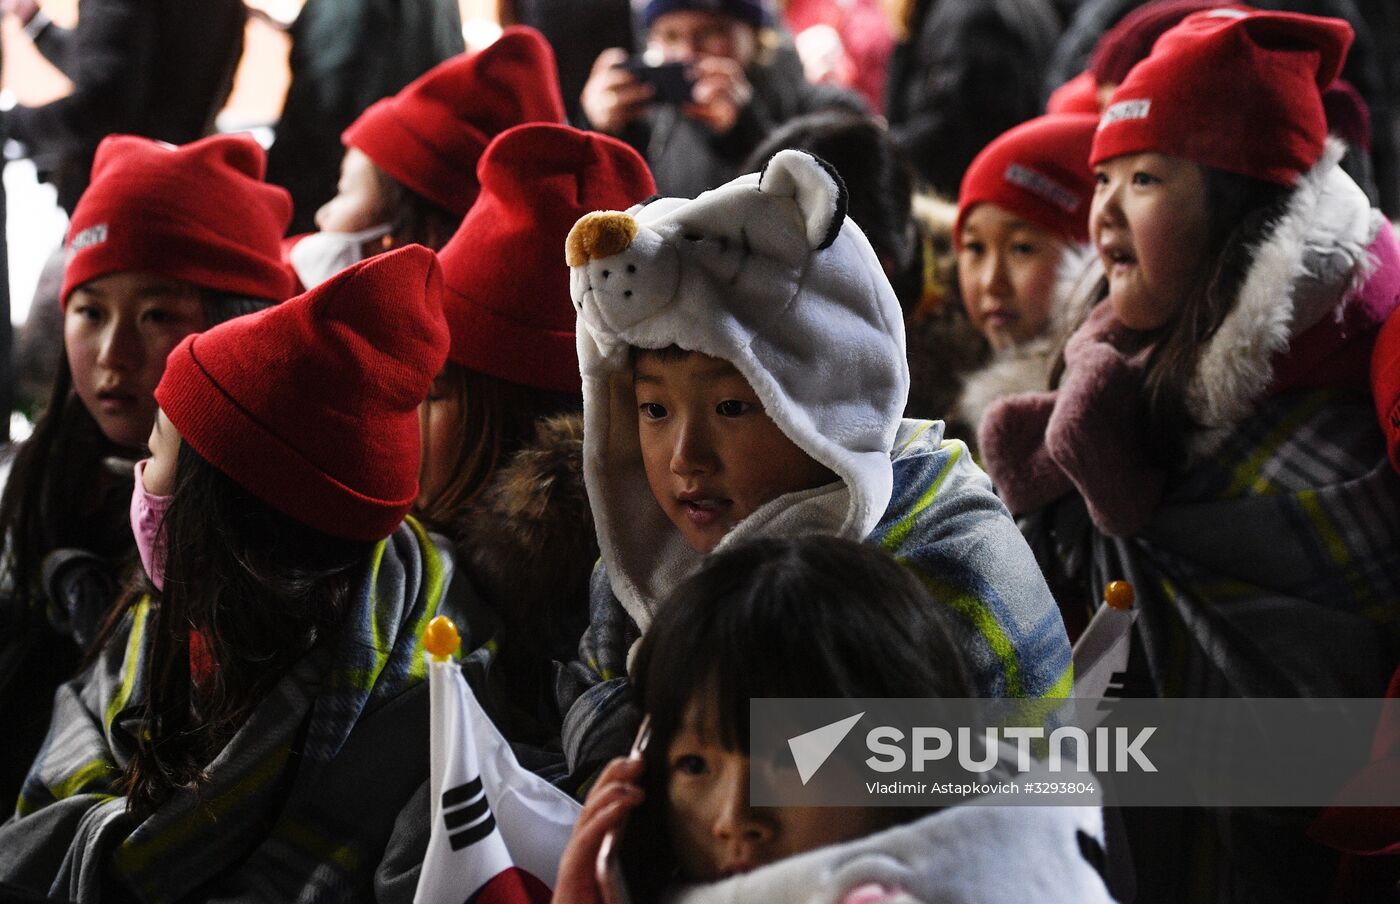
(436, 123), (655, 394)
(1090, 8), (1354, 186)
(341, 26), (567, 218)
(155, 246), (450, 542)
(1375, 306), (1400, 474)
(61, 133), (293, 306)
(955, 114), (1099, 249)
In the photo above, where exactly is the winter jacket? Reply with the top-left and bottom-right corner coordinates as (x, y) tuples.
(0, 519), (452, 903)
(8, 0), (247, 214)
(605, 44), (866, 199)
(980, 140), (1400, 904)
(557, 151), (1071, 791)
(885, 0), (1062, 197)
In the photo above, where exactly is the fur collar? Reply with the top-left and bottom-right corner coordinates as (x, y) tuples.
(1188, 138), (1384, 458)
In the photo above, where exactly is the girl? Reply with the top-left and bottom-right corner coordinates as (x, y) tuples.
(978, 8), (1400, 898)
(0, 132), (292, 812)
(553, 536), (1113, 904)
(0, 246), (452, 900)
(420, 122), (655, 746)
(288, 25), (566, 289)
(951, 113), (1099, 435)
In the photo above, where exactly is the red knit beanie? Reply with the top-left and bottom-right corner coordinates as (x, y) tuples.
(955, 114), (1099, 249)
(1088, 0), (1228, 88)
(1090, 8), (1353, 186)
(341, 26), (566, 218)
(1374, 306), (1400, 474)
(62, 133), (293, 306)
(436, 123), (655, 394)
(155, 246), (450, 542)
(1046, 71), (1101, 115)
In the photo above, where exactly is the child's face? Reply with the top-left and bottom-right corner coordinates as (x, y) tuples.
(634, 350), (837, 553)
(1091, 152), (1210, 331)
(666, 696), (888, 881)
(314, 147), (398, 235)
(65, 272), (206, 449)
(143, 409), (181, 495)
(957, 203), (1068, 351)
(416, 369), (464, 510)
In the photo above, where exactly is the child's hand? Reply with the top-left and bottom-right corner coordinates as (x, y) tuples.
(552, 755), (646, 904)
(685, 56), (753, 135)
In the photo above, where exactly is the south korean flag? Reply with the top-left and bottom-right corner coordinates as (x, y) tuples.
(414, 649), (582, 904)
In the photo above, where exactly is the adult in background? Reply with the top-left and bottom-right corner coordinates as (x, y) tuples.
(0, 0), (245, 215)
(884, 0), (1061, 198)
(579, 0), (864, 198)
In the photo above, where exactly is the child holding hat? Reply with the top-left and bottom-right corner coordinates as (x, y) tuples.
(0, 133), (292, 812)
(0, 247), (453, 900)
(557, 148), (1072, 791)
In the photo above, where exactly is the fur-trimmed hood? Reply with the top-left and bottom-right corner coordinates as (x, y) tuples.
(456, 413), (596, 663)
(957, 242), (1100, 433)
(1188, 138), (1400, 457)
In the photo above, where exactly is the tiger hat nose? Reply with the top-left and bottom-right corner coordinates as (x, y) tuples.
(565, 210), (638, 267)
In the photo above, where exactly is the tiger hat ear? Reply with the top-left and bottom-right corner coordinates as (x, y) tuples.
(757, 149), (848, 250)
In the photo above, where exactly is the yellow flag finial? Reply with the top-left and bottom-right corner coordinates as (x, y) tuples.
(1104, 580), (1135, 611)
(424, 615), (460, 660)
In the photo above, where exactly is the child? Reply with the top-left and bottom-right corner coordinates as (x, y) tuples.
(557, 148), (1072, 790)
(289, 26), (566, 289)
(0, 247), (452, 900)
(0, 133), (291, 812)
(553, 536), (1112, 903)
(978, 9), (1400, 899)
(421, 122), (655, 744)
(951, 113), (1100, 435)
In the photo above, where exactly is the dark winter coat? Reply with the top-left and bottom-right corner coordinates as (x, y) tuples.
(606, 45), (866, 198)
(884, 0), (1062, 196)
(8, 0), (247, 214)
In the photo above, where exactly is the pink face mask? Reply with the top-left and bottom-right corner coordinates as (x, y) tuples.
(130, 459), (172, 592)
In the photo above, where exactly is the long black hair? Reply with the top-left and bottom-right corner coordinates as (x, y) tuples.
(621, 535), (973, 894)
(0, 294), (270, 624)
(116, 440), (373, 818)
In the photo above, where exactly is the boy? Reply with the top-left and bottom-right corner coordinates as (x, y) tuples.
(556, 150), (1072, 791)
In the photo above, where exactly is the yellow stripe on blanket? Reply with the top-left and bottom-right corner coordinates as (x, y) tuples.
(882, 441), (964, 552)
(903, 561), (1026, 698)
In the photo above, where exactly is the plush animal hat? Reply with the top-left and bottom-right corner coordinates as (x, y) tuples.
(1091, 7), (1353, 186)
(436, 123), (655, 393)
(341, 26), (566, 216)
(156, 246), (450, 542)
(62, 133), (293, 305)
(955, 113), (1100, 248)
(566, 150), (908, 628)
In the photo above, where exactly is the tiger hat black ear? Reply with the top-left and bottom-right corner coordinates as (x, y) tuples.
(757, 149), (848, 250)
